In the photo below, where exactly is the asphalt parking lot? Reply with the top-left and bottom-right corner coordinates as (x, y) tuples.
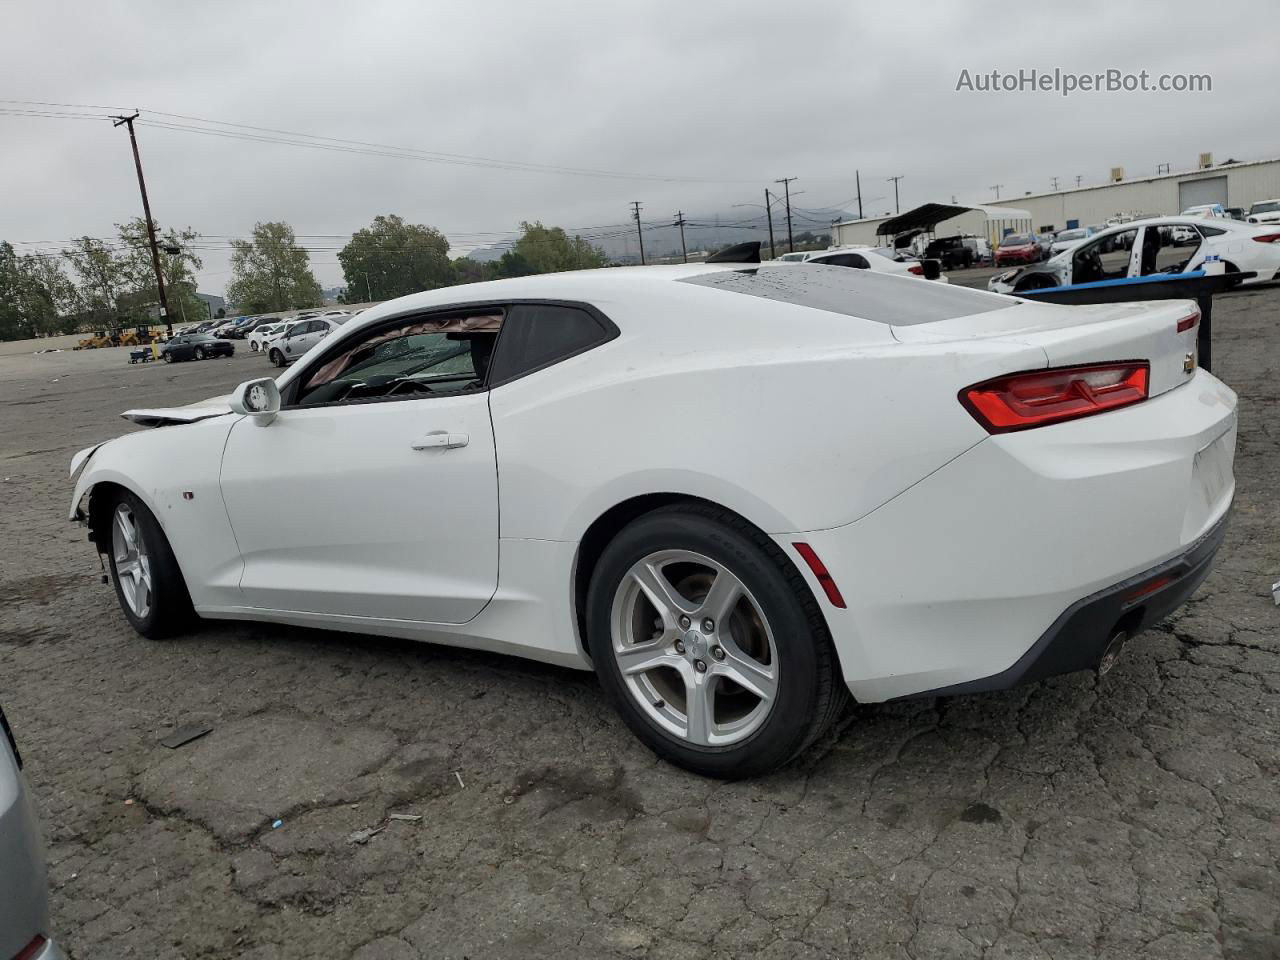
(1, 287), (1278, 960)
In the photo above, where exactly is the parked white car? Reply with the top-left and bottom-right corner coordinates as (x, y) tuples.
(68, 263), (1236, 777)
(775, 247), (948, 281)
(1246, 199), (1280, 225)
(989, 215), (1280, 294)
(267, 315), (349, 367)
(247, 322), (288, 353)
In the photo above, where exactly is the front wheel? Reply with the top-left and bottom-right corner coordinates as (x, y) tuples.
(269, 348), (286, 368)
(250, 341), (260, 352)
(105, 491), (193, 638)
(586, 504), (847, 779)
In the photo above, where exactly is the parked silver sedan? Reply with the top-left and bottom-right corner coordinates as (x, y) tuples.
(1, 704), (64, 960)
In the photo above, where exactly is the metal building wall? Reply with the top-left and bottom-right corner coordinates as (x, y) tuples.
(831, 159), (1280, 245)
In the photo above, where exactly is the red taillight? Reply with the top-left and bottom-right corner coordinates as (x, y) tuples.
(1251, 233), (1280, 243)
(792, 543), (846, 609)
(960, 362), (1150, 433)
(1177, 309), (1199, 333)
(907, 264), (924, 276)
(13, 936), (48, 960)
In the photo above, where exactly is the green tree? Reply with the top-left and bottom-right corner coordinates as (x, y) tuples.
(338, 214), (453, 302)
(0, 242), (79, 340)
(116, 219), (206, 325)
(512, 221), (607, 274)
(226, 222), (323, 313)
(62, 236), (128, 324)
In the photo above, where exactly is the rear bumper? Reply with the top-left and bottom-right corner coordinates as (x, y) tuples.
(906, 506), (1229, 698)
(780, 369), (1237, 702)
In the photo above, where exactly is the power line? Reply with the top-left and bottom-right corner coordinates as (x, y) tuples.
(0, 99), (758, 184)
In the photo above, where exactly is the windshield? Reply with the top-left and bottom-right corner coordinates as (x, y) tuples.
(1251, 201), (1280, 214)
(776, 252), (808, 262)
(1002, 235), (1032, 245)
(1055, 229), (1086, 241)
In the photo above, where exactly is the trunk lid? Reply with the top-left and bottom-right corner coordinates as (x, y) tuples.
(893, 298), (1201, 397)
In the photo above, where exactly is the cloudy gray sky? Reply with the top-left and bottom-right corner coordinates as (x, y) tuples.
(3, 0), (1277, 296)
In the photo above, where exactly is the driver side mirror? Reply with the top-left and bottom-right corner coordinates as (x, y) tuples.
(228, 377), (281, 426)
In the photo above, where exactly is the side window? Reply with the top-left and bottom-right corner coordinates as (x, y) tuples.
(813, 253), (869, 269)
(1140, 224), (1201, 276)
(487, 304), (612, 384)
(296, 312), (503, 406)
(1074, 228), (1137, 283)
(1197, 225), (1227, 238)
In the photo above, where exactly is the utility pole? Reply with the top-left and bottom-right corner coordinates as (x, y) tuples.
(990, 184), (1003, 200)
(630, 201), (646, 265)
(673, 211), (688, 263)
(111, 112), (172, 336)
(775, 177), (796, 252)
(1075, 175), (1083, 188)
(764, 189), (777, 260)
(886, 175), (904, 214)
(1050, 176), (1060, 191)
(856, 169), (863, 220)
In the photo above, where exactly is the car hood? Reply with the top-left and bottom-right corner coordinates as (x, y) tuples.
(121, 394), (233, 427)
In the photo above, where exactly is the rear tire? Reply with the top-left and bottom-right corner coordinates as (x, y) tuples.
(194, 346), (206, 360)
(586, 503), (847, 779)
(104, 490), (193, 639)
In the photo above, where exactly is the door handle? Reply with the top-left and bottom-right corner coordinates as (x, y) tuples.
(411, 432), (469, 450)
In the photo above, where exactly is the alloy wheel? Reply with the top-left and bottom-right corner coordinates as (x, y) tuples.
(112, 502), (153, 619)
(609, 549), (778, 747)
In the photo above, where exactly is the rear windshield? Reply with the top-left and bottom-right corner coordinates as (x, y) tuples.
(680, 264), (1013, 325)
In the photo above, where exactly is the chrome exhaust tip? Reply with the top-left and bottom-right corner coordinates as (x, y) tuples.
(1098, 630), (1128, 676)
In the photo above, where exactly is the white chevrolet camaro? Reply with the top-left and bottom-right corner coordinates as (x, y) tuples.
(68, 262), (1237, 777)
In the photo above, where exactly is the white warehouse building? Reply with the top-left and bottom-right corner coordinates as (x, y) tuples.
(831, 155), (1280, 248)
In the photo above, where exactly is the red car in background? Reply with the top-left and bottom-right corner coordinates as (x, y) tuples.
(994, 233), (1047, 266)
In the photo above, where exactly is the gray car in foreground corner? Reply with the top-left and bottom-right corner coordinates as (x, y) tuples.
(1, 703), (65, 960)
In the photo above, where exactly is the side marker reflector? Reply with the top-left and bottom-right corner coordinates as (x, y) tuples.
(792, 542), (847, 609)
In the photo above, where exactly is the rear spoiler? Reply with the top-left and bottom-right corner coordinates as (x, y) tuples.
(706, 241), (761, 264)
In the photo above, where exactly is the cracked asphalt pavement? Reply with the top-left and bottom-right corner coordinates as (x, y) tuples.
(1, 286), (1277, 960)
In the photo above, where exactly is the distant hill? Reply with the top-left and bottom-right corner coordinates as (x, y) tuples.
(459, 207), (854, 264)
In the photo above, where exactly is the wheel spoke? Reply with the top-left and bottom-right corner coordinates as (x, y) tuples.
(116, 557), (139, 578)
(615, 640), (678, 677)
(683, 673), (716, 746)
(715, 636), (778, 702)
(114, 509), (136, 554)
(699, 564), (744, 624)
(629, 560), (695, 625)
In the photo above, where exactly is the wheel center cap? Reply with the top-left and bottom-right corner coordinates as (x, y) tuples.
(683, 630), (707, 659)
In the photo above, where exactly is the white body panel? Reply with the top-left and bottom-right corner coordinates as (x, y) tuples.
(69, 264), (1238, 701)
(218, 392), (498, 623)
